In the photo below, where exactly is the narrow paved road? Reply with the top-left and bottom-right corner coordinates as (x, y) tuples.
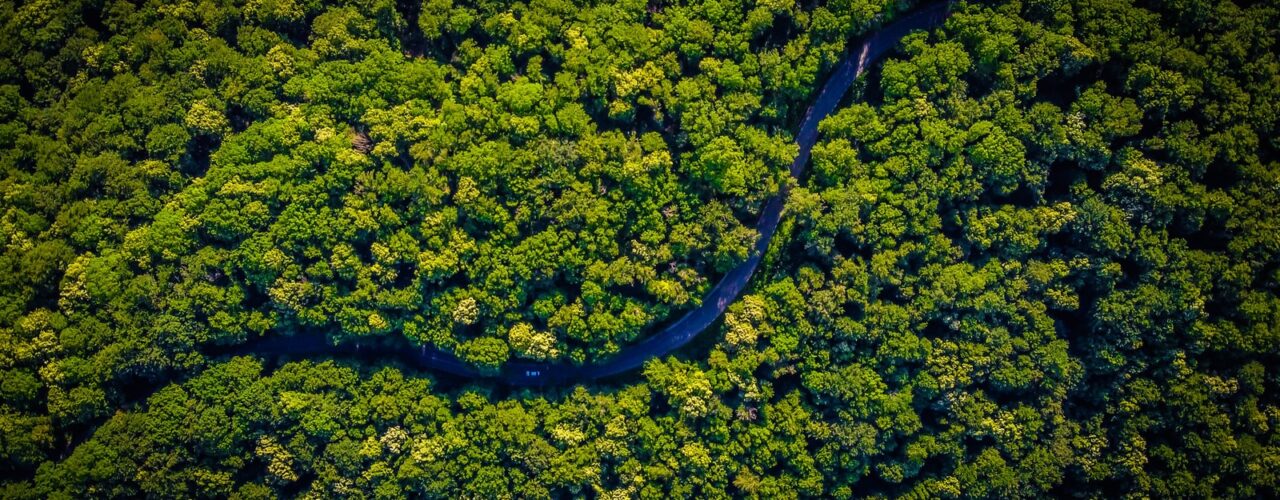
(225, 2), (953, 386)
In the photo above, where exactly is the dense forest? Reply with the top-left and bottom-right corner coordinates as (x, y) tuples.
(2, 0), (1279, 497)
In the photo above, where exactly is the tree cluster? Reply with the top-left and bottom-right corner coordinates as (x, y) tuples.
(0, 0), (908, 477)
(3, 0), (1280, 497)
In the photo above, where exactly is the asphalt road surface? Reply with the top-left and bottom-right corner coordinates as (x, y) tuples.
(223, 2), (953, 386)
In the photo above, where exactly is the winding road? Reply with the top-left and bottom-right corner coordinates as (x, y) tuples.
(224, 2), (953, 386)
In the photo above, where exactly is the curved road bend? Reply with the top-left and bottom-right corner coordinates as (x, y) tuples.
(225, 2), (954, 386)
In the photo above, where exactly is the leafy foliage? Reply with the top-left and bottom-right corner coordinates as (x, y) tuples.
(2, 0), (1279, 497)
